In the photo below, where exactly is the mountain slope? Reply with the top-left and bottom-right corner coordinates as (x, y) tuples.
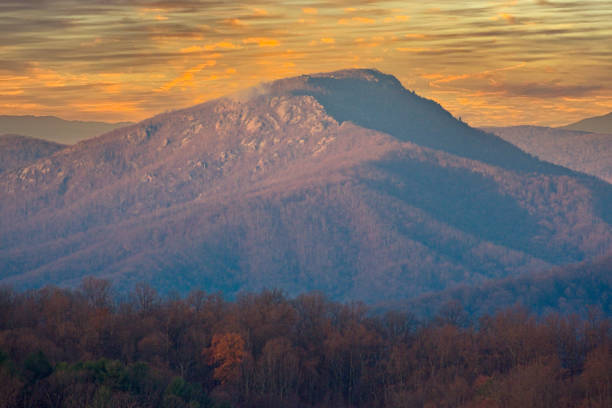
(404, 254), (612, 319)
(0, 115), (133, 144)
(0, 134), (66, 174)
(483, 126), (612, 184)
(1, 69), (611, 302)
(560, 112), (612, 134)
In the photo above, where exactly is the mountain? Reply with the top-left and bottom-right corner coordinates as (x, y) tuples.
(0, 134), (66, 174)
(0, 115), (133, 144)
(483, 126), (612, 184)
(405, 254), (612, 319)
(1, 69), (611, 302)
(560, 112), (612, 134)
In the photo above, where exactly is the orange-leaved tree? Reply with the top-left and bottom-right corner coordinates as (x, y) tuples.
(204, 332), (247, 384)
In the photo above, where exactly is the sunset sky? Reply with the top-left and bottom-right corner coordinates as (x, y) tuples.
(1, 0), (611, 127)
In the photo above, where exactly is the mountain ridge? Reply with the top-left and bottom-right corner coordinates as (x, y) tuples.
(0, 115), (133, 144)
(0, 134), (66, 174)
(560, 111), (612, 134)
(483, 125), (612, 184)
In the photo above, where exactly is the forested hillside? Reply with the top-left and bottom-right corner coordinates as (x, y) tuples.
(0, 281), (610, 408)
(404, 254), (612, 319)
(0, 134), (65, 174)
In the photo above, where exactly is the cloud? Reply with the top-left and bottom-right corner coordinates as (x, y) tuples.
(203, 41), (241, 51)
(251, 8), (268, 16)
(158, 60), (217, 91)
(396, 47), (430, 53)
(405, 33), (426, 39)
(338, 17), (376, 25)
(223, 18), (247, 27)
(1, 0), (610, 126)
(242, 37), (280, 47)
(500, 81), (604, 98)
(492, 13), (518, 24)
(383, 15), (409, 23)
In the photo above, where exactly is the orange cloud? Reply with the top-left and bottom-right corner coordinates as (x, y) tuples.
(493, 13), (518, 24)
(180, 45), (203, 53)
(2, 0), (609, 126)
(384, 15), (410, 23)
(0, 89), (24, 96)
(242, 37), (280, 47)
(224, 18), (247, 27)
(420, 73), (444, 79)
(204, 41), (241, 51)
(396, 47), (430, 53)
(159, 60), (217, 91)
(251, 8), (268, 16)
(338, 17), (376, 25)
(428, 63), (527, 88)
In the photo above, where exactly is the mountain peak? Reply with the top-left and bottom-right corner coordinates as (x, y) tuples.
(231, 68), (404, 101)
(304, 68), (403, 86)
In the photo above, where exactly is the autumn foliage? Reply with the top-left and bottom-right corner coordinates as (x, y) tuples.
(0, 279), (610, 407)
(205, 333), (247, 384)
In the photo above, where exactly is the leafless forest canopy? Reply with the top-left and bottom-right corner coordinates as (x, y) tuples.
(0, 280), (611, 408)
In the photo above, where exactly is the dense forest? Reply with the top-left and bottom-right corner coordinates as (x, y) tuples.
(403, 254), (612, 319)
(0, 278), (610, 408)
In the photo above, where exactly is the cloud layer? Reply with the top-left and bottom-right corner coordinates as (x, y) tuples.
(1, 0), (611, 126)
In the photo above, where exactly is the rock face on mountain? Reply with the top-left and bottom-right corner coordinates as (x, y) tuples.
(1, 69), (611, 302)
(561, 112), (612, 134)
(483, 126), (612, 184)
(0, 134), (65, 174)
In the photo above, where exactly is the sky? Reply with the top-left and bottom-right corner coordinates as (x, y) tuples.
(1, 0), (611, 127)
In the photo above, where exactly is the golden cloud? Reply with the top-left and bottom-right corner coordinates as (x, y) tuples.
(338, 17), (376, 25)
(159, 60), (217, 91)
(224, 18), (247, 27)
(242, 37), (280, 47)
(396, 47), (430, 53)
(384, 15), (410, 23)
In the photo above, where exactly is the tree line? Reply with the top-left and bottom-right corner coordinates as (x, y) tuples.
(0, 278), (610, 407)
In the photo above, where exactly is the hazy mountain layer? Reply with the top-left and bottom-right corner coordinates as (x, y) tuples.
(484, 126), (612, 184)
(561, 112), (612, 134)
(0, 134), (65, 174)
(1, 69), (611, 302)
(0, 115), (132, 144)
